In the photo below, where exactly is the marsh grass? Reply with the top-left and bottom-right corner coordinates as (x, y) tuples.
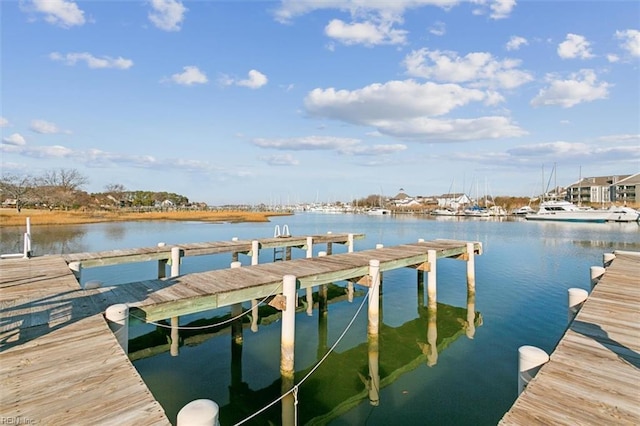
(0, 208), (290, 227)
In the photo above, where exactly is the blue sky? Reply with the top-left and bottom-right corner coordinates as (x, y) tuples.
(1, 0), (639, 205)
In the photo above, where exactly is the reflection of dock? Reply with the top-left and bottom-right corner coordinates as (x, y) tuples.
(500, 251), (640, 425)
(1, 237), (481, 424)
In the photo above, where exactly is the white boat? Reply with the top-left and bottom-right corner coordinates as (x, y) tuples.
(432, 208), (457, 216)
(512, 205), (535, 215)
(606, 206), (640, 222)
(463, 205), (490, 217)
(525, 200), (611, 223)
(367, 208), (391, 215)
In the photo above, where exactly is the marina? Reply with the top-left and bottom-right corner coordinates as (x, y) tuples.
(1, 232), (481, 425)
(1, 214), (639, 424)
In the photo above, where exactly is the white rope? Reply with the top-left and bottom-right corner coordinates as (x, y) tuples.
(129, 283), (283, 330)
(233, 270), (379, 425)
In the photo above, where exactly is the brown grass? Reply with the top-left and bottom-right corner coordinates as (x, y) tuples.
(0, 208), (291, 227)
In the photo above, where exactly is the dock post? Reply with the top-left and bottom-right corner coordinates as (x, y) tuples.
(69, 261), (82, 283)
(318, 251), (328, 317)
(348, 233), (354, 252)
(306, 237), (314, 315)
(105, 304), (129, 353)
(230, 261), (247, 339)
(568, 288), (588, 324)
(590, 266), (605, 289)
(170, 316), (180, 357)
(171, 247), (181, 277)
(231, 237), (239, 262)
(23, 217), (31, 258)
(603, 252), (615, 267)
(375, 244), (384, 291)
(157, 242), (167, 278)
(368, 260), (380, 336)
(427, 249), (437, 305)
(466, 242), (475, 292)
(518, 346), (549, 395)
(177, 399), (220, 426)
(281, 274), (297, 378)
(347, 233), (354, 302)
(251, 240), (259, 265)
(326, 232), (333, 255)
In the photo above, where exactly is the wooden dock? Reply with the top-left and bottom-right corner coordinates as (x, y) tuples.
(1, 237), (480, 425)
(500, 250), (640, 425)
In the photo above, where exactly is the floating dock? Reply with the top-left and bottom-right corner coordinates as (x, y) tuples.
(500, 250), (640, 425)
(1, 236), (480, 425)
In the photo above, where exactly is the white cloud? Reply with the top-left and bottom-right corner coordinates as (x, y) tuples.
(324, 18), (407, 46)
(607, 54), (620, 63)
(531, 69), (610, 108)
(305, 80), (486, 121)
(49, 52), (133, 69)
(403, 49), (533, 89)
(261, 154), (300, 166)
(597, 134), (640, 144)
(615, 29), (640, 57)
(429, 21), (446, 36)
(253, 136), (361, 151)
(221, 70), (268, 89)
(374, 116), (527, 141)
(557, 34), (594, 59)
(490, 0), (516, 19)
(237, 70), (268, 89)
(303, 80), (525, 141)
(30, 119), (68, 134)
(0, 117), (9, 127)
(23, 0), (86, 28)
(170, 66), (208, 86)
(274, 0), (461, 23)
(340, 143), (407, 155)
(148, 0), (187, 32)
(506, 36), (528, 51)
(2, 133), (26, 146)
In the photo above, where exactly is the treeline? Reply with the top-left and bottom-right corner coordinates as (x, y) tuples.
(0, 168), (197, 212)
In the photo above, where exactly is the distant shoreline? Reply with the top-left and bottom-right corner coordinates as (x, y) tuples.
(0, 208), (291, 227)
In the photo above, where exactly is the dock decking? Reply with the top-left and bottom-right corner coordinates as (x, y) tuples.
(500, 250), (640, 425)
(1, 237), (479, 425)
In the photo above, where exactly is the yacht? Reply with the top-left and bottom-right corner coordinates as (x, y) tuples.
(525, 200), (639, 223)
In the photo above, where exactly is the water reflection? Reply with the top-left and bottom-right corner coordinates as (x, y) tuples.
(131, 285), (482, 425)
(0, 225), (88, 255)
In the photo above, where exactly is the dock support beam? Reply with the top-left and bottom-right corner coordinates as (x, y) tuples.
(251, 240), (259, 265)
(177, 399), (220, 426)
(568, 288), (588, 324)
(368, 260), (380, 337)
(427, 250), (437, 305)
(590, 266), (605, 289)
(171, 247), (181, 277)
(466, 242), (476, 292)
(518, 346), (549, 395)
(106, 304), (129, 353)
(281, 274), (297, 378)
(306, 237), (314, 315)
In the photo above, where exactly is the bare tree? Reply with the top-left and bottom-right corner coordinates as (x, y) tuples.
(0, 174), (34, 212)
(36, 168), (89, 210)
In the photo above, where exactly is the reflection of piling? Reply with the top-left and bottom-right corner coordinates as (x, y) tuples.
(466, 289), (476, 339)
(426, 302), (438, 366)
(318, 251), (328, 317)
(417, 269), (425, 310)
(281, 375), (295, 426)
(317, 309), (328, 359)
(368, 334), (380, 406)
(170, 316), (179, 357)
(230, 262), (244, 347)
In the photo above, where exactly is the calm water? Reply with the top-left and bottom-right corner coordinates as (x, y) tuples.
(2, 214), (638, 425)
